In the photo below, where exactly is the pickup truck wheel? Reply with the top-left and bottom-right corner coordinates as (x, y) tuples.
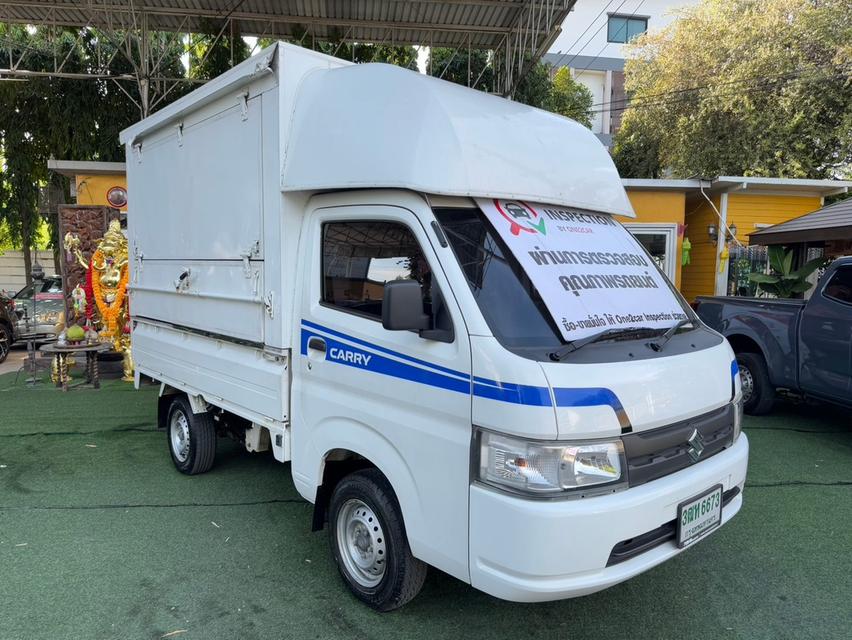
(0, 323), (10, 364)
(329, 469), (427, 611)
(166, 396), (216, 475)
(737, 352), (775, 415)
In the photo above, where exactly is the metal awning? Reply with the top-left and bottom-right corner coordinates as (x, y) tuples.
(0, 0), (575, 105)
(749, 198), (852, 245)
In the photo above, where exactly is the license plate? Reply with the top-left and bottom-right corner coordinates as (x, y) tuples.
(677, 484), (723, 548)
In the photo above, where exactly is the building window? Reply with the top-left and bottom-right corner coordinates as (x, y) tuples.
(321, 220), (430, 320)
(607, 15), (648, 43)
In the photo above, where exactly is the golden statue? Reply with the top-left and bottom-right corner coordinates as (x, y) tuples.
(64, 220), (134, 381)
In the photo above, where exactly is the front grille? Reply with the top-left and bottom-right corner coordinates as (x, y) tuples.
(622, 404), (735, 487)
(606, 487), (740, 566)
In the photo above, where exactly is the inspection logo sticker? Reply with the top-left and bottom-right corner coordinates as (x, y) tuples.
(494, 200), (547, 236)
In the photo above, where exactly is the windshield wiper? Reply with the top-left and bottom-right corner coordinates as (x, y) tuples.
(549, 327), (655, 361)
(649, 319), (694, 351)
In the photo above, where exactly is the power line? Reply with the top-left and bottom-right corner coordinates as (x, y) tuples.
(574, 0), (646, 80)
(560, 0), (631, 71)
(588, 62), (852, 110)
(545, 0), (617, 72)
(584, 65), (851, 115)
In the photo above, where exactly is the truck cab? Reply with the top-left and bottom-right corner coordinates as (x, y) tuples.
(121, 43), (748, 610)
(697, 257), (852, 413)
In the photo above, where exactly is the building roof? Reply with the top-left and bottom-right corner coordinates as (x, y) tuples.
(749, 198), (852, 245)
(0, 0), (570, 50)
(47, 160), (126, 177)
(621, 177), (852, 197)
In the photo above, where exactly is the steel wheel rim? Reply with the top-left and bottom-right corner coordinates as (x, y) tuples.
(739, 365), (754, 404)
(169, 409), (191, 463)
(336, 498), (387, 587)
(0, 329), (8, 360)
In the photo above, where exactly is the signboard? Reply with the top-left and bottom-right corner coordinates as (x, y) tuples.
(477, 198), (688, 341)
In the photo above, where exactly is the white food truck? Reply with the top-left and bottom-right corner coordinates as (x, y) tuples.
(121, 43), (748, 610)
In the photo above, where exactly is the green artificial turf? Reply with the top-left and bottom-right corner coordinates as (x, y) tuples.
(1, 372), (850, 640)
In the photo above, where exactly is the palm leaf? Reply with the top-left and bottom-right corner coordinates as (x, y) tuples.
(790, 257), (827, 279)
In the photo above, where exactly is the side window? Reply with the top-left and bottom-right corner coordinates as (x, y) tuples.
(823, 266), (852, 304)
(322, 221), (431, 320)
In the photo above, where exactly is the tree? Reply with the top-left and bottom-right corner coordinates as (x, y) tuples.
(0, 25), (187, 282)
(427, 47), (492, 90)
(543, 67), (593, 127)
(612, 0), (852, 179)
(426, 49), (593, 126)
(188, 20), (251, 80)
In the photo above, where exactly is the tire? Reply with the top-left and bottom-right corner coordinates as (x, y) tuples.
(166, 396), (217, 475)
(737, 351), (775, 415)
(0, 323), (10, 364)
(328, 469), (427, 611)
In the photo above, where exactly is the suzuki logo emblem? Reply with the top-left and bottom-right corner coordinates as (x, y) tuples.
(686, 429), (705, 462)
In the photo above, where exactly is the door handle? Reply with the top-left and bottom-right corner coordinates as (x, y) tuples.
(308, 337), (326, 353)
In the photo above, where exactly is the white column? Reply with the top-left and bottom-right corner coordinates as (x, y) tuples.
(714, 192), (729, 296)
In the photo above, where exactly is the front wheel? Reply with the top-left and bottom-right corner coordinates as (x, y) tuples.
(737, 351), (775, 415)
(329, 469), (427, 611)
(167, 396), (217, 474)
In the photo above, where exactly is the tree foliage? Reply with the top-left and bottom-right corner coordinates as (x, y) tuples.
(613, 0), (852, 179)
(543, 67), (593, 127)
(426, 49), (593, 126)
(0, 24), (187, 280)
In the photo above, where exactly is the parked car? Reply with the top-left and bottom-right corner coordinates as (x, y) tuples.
(0, 291), (16, 363)
(122, 43), (748, 610)
(695, 256), (852, 414)
(12, 275), (64, 340)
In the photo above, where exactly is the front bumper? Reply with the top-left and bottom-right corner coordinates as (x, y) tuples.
(469, 433), (749, 602)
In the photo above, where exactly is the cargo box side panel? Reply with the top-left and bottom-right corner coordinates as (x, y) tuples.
(130, 96), (264, 261)
(133, 260), (265, 343)
(134, 320), (289, 424)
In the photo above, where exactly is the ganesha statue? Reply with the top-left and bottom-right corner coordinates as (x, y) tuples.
(64, 219), (134, 381)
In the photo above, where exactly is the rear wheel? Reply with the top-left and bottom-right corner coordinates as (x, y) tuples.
(0, 323), (10, 364)
(737, 351), (775, 415)
(167, 396), (217, 474)
(328, 469), (427, 611)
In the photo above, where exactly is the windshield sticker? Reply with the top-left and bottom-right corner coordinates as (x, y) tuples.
(477, 198), (688, 341)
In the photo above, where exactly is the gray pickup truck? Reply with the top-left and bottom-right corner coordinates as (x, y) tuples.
(695, 257), (852, 414)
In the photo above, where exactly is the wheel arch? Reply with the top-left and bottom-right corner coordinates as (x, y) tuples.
(306, 421), (424, 558)
(725, 333), (766, 359)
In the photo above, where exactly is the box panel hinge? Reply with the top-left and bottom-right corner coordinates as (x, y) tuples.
(264, 291), (274, 318)
(240, 240), (260, 278)
(238, 91), (249, 121)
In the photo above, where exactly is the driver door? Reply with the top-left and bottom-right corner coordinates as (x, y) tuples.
(292, 202), (473, 581)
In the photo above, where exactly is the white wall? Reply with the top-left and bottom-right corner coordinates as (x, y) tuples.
(574, 69), (606, 133)
(0, 250), (55, 295)
(550, 0), (699, 60)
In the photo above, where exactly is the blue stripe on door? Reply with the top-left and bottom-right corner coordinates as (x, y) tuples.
(300, 320), (627, 414)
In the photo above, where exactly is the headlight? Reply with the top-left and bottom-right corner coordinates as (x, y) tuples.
(476, 430), (626, 497)
(733, 394), (743, 442)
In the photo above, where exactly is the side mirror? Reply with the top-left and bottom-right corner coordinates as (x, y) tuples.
(382, 280), (430, 331)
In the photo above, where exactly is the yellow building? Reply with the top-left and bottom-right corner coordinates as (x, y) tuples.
(43, 162), (851, 301)
(47, 160), (128, 212)
(622, 177), (851, 302)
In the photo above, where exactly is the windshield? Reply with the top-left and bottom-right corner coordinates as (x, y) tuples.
(435, 205), (694, 357)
